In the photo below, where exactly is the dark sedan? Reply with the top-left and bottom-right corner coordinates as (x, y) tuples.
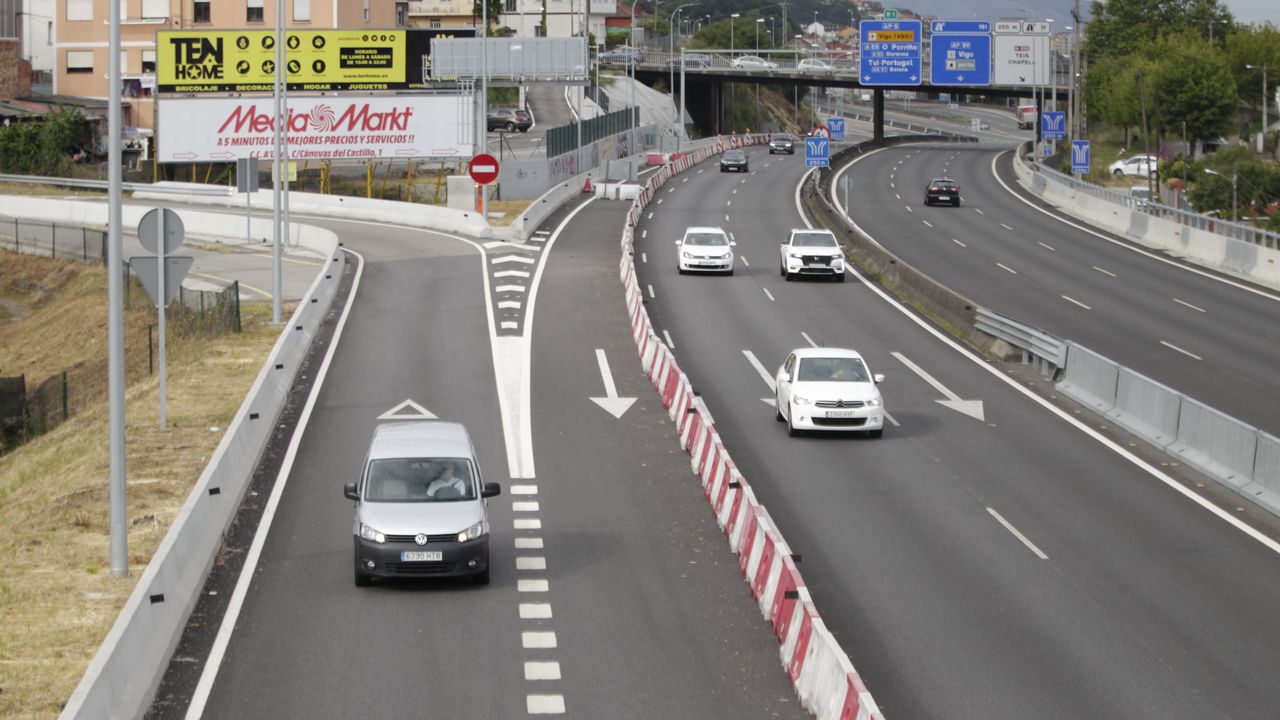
(923, 178), (961, 206)
(720, 149), (749, 172)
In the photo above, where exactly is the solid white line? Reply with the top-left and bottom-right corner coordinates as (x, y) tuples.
(524, 661), (561, 680)
(763, 288), (776, 302)
(987, 507), (1050, 560)
(1037, 242), (1055, 251)
(1000, 223), (1014, 231)
(1160, 340), (1203, 361)
(518, 579), (550, 593)
(184, 249), (367, 720)
(514, 518), (542, 529)
(922, 220), (933, 228)
(801, 332), (818, 348)
(1173, 298), (1206, 313)
(516, 556), (547, 570)
(514, 537), (544, 549)
(647, 284), (655, 299)
(953, 238), (967, 248)
(997, 263), (1018, 274)
(1093, 266), (1117, 278)
(742, 350), (777, 392)
(663, 329), (675, 348)
(1062, 295), (1092, 310)
(593, 348), (621, 400)
(520, 603), (553, 619)
(522, 631), (557, 648)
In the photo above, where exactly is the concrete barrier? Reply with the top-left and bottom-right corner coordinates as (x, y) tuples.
(1056, 343), (1119, 414)
(1246, 434), (1280, 515)
(1105, 367), (1182, 448)
(1167, 399), (1259, 489)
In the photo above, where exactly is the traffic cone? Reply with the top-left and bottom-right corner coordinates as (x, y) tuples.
(582, 177), (594, 194)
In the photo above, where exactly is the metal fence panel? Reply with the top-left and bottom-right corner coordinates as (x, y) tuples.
(432, 37), (588, 80)
(1055, 342), (1119, 414)
(1105, 368), (1182, 449)
(1167, 398), (1259, 489)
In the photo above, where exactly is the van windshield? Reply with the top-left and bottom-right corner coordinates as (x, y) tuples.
(365, 457), (476, 502)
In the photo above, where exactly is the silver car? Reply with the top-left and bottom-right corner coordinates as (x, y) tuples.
(344, 421), (501, 586)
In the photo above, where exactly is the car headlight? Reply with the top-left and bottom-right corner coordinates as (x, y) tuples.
(682, 251), (695, 259)
(792, 395), (812, 406)
(458, 521), (487, 543)
(719, 252), (732, 259)
(866, 397), (881, 407)
(788, 252), (804, 259)
(359, 523), (386, 544)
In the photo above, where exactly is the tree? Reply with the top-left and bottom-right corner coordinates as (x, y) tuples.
(1086, 0), (1233, 62)
(472, 0), (505, 31)
(1153, 36), (1238, 147)
(1224, 24), (1280, 118)
(0, 106), (89, 176)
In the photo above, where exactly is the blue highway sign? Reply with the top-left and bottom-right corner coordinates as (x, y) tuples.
(860, 20), (922, 86)
(930, 20), (991, 34)
(1071, 140), (1091, 174)
(1041, 111), (1066, 141)
(826, 117), (846, 140)
(805, 136), (830, 168)
(930, 33), (991, 86)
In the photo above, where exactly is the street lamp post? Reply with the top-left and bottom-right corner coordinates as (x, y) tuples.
(756, 18), (764, 122)
(630, 0), (641, 112)
(1246, 63), (1268, 153)
(730, 12), (740, 131)
(670, 3), (697, 141)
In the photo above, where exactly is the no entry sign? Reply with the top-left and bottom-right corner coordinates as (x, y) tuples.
(469, 153), (499, 185)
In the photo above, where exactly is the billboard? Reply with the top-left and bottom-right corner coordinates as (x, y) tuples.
(156, 28), (474, 93)
(156, 95), (474, 162)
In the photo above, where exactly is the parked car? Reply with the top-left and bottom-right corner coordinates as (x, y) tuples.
(487, 107), (532, 132)
(924, 178), (961, 206)
(775, 347), (885, 437)
(780, 228), (845, 281)
(667, 53), (711, 68)
(769, 134), (796, 154)
(731, 55), (778, 69)
(797, 58), (837, 74)
(599, 46), (645, 64)
(1108, 154), (1157, 178)
(675, 226), (736, 275)
(720, 149), (749, 172)
(344, 421), (502, 586)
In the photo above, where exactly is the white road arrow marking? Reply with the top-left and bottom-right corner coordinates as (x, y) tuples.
(891, 351), (985, 422)
(379, 399), (438, 420)
(589, 349), (636, 418)
(743, 350), (777, 394)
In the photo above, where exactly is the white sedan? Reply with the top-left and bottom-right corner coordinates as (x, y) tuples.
(775, 347), (885, 437)
(731, 55), (778, 69)
(676, 226), (736, 275)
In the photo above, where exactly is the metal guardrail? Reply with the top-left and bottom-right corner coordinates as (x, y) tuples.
(0, 174), (235, 197)
(975, 308), (1066, 378)
(1034, 163), (1280, 251)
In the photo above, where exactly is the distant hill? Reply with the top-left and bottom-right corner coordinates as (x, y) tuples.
(885, 0), (1083, 26)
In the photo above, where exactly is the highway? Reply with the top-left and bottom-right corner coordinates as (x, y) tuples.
(629, 144), (1280, 719)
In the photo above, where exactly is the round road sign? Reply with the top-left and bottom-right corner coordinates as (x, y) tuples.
(469, 153), (500, 185)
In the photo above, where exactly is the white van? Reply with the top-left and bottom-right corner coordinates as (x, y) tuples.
(344, 421), (501, 586)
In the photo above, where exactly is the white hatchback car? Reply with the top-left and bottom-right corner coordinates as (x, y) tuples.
(775, 347), (885, 437)
(780, 228), (845, 281)
(676, 226), (736, 275)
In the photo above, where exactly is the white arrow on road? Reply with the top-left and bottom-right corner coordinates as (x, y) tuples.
(589, 349), (636, 419)
(892, 352), (985, 421)
(378, 399), (438, 420)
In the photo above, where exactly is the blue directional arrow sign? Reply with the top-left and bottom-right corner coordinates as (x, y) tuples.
(805, 136), (830, 168)
(826, 117), (846, 140)
(1071, 140), (1091, 174)
(860, 20), (922, 86)
(1041, 111), (1066, 141)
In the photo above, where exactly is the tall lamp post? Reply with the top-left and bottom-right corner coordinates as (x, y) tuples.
(756, 17), (765, 122)
(670, 3), (697, 140)
(1246, 63), (1268, 153)
(630, 0), (641, 112)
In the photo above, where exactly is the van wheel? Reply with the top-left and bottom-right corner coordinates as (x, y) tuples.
(354, 566), (372, 587)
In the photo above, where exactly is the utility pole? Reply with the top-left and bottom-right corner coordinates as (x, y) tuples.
(1232, 165), (1238, 221)
(107, 0), (128, 578)
(1246, 63), (1268, 153)
(1137, 69), (1154, 199)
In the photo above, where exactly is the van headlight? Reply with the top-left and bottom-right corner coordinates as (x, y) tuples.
(359, 523), (386, 544)
(458, 521), (487, 543)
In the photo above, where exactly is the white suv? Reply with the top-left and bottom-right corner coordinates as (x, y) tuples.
(780, 228), (845, 281)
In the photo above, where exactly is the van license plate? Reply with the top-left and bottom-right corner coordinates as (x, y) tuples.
(401, 551), (442, 562)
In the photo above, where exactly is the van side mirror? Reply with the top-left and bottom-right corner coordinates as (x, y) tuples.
(481, 482), (502, 499)
(343, 483), (359, 501)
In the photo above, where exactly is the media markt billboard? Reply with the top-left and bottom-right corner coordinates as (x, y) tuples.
(156, 95), (474, 162)
(156, 28), (474, 93)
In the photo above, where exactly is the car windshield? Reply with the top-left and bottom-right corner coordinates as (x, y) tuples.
(724, 151), (745, 160)
(797, 357), (869, 382)
(685, 232), (728, 246)
(365, 457), (476, 502)
(792, 232), (837, 247)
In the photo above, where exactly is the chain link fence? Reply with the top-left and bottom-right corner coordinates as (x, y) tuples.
(0, 214), (109, 263)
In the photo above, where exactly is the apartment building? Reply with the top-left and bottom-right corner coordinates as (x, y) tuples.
(500, 0), (614, 42)
(55, 0), (403, 131)
(404, 0), (473, 30)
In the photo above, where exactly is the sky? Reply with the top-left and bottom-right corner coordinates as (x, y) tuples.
(896, 0), (1278, 28)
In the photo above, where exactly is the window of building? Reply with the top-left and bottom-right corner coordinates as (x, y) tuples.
(67, 50), (94, 73)
(364, 0), (370, 21)
(142, 49), (156, 73)
(504, 0), (517, 12)
(247, 0), (264, 23)
(294, 0), (311, 22)
(142, 0), (168, 19)
(66, 0), (93, 22)
(193, 0), (210, 23)
(396, 2), (407, 27)
(120, 49), (129, 72)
